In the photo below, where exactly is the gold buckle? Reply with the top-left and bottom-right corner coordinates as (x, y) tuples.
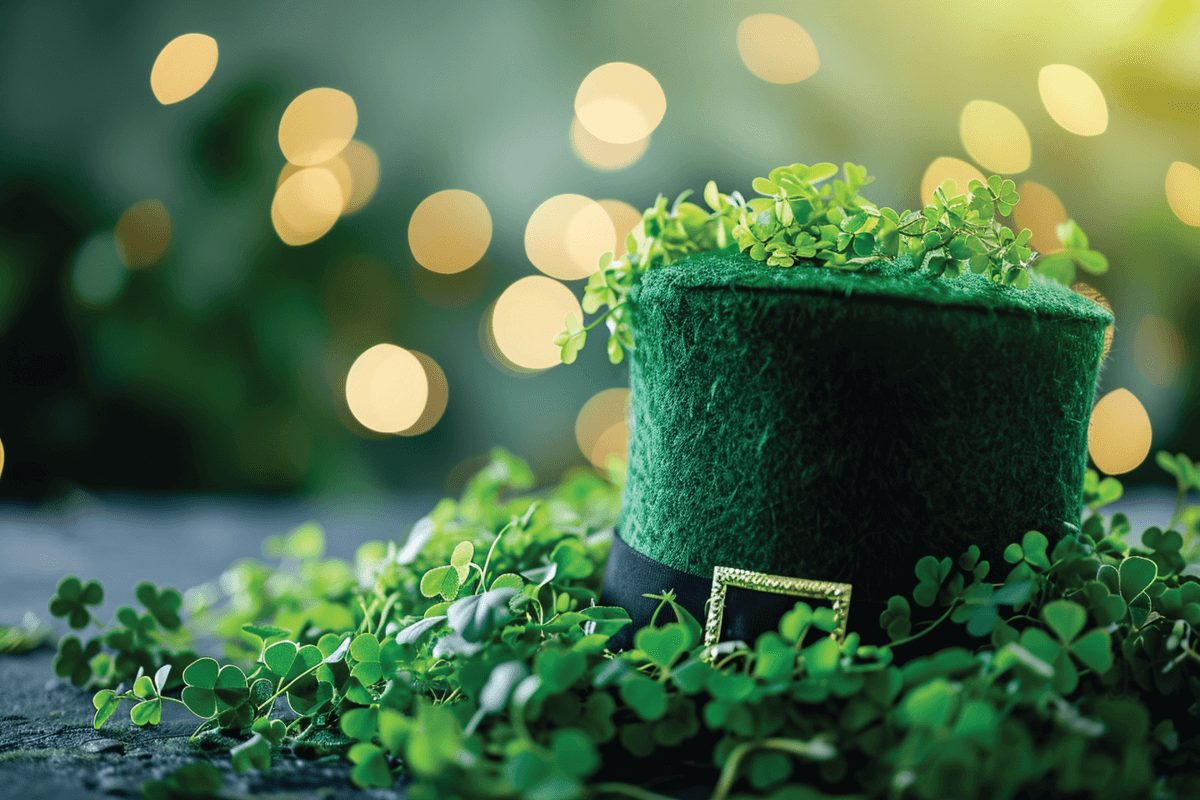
(702, 566), (852, 657)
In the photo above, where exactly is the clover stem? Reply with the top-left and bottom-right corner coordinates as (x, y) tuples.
(257, 661), (325, 714)
(583, 301), (627, 333)
(886, 601), (959, 649)
(709, 738), (834, 800)
(373, 594), (398, 638)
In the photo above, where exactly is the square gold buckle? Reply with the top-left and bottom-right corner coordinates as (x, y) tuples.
(702, 566), (852, 657)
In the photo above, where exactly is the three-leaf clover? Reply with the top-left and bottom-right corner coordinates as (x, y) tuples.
(49, 576), (103, 629)
(54, 635), (100, 686)
(181, 657), (250, 721)
(135, 582), (183, 630)
(1018, 600), (1112, 693)
(130, 664), (172, 726)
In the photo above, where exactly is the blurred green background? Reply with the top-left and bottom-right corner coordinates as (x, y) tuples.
(0, 0), (1197, 499)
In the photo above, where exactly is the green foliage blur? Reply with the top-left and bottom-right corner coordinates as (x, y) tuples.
(0, 1), (1198, 496)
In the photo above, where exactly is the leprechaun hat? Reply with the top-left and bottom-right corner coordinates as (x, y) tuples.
(602, 248), (1111, 645)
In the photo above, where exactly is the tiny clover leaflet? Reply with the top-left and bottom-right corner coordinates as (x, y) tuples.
(54, 635), (100, 687)
(1016, 599), (1113, 694)
(49, 575), (104, 629)
(262, 640), (332, 715)
(130, 664), (171, 726)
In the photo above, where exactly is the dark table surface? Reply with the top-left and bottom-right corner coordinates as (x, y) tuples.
(0, 489), (1177, 799)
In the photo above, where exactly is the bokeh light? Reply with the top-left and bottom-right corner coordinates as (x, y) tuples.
(959, 100), (1031, 174)
(72, 234), (128, 306)
(1088, 388), (1152, 475)
(1166, 161), (1200, 227)
(339, 140), (380, 215)
(569, 117), (648, 171)
(0, 435), (5, 479)
(408, 190), (492, 274)
(920, 157), (986, 205)
(399, 352), (449, 437)
(278, 157), (352, 207)
(597, 199), (642, 254)
(574, 62), (666, 145)
(271, 167), (344, 246)
(150, 33), (218, 105)
(1072, 283), (1115, 361)
(488, 276), (581, 371)
(575, 388), (629, 468)
(736, 14), (820, 84)
(1038, 64), (1108, 136)
(114, 199), (171, 268)
(1134, 315), (1185, 388)
(525, 194), (615, 280)
(278, 88), (358, 167)
(1013, 181), (1068, 254)
(345, 344), (429, 434)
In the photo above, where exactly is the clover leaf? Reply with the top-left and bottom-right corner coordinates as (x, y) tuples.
(54, 635), (100, 687)
(135, 582), (183, 630)
(1018, 600), (1113, 694)
(181, 657), (249, 720)
(262, 641), (332, 716)
(49, 576), (104, 629)
(129, 664), (171, 726)
(231, 732), (271, 773)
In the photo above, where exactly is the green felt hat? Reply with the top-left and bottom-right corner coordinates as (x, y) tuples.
(605, 248), (1111, 640)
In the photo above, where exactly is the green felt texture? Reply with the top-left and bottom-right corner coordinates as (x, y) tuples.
(619, 249), (1111, 601)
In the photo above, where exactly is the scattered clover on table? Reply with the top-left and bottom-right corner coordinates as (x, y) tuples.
(555, 162), (1110, 365)
(43, 448), (1200, 799)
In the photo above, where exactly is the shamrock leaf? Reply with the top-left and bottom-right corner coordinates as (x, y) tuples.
(181, 657), (249, 721)
(135, 582), (183, 630)
(54, 635), (100, 687)
(634, 623), (689, 671)
(92, 688), (120, 730)
(912, 556), (953, 607)
(263, 641), (332, 716)
(880, 596), (912, 640)
(1003, 531), (1051, 571)
(1020, 600), (1113, 694)
(129, 665), (170, 726)
(49, 576), (104, 629)
(348, 742), (393, 788)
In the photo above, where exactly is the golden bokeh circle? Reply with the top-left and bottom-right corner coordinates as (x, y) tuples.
(399, 352), (449, 437)
(408, 189), (492, 274)
(271, 167), (344, 246)
(278, 88), (358, 167)
(0, 435), (5, 479)
(150, 33), (218, 105)
(920, 157), (986, 205)
(597, 199), (643, 255)
(1013, 181), (1068, 254)
(1134, 315), (1185, 388)
(575, 388), (630, 468)
(1166, 161), (1200, 227)
(489, 276), (581, 371)
(1088, 388), (1152, 476)
(278, 157), (351, 206)
(574, 62), (666, 145)
(736, 14), (820, 84)
(340, 140), (380, 215)
(345, 344), (429, 434)
(1038, 64), (1108, 137)
(959, 100), (1032, 174)
(570, 117), (648, 171)
(115, 199), (172, 268)
(525, 194), (616, 281)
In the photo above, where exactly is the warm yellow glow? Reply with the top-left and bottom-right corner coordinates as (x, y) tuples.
(959, 100), (1032, 174)
(278, 88), (358, 167)
(489, 276), (581, 371)
(271, 167), (344, 246)
(0, 436), (5, 479)
(1088, 388), (1152, 475)
(1013, 181), (1068, 254)
(597, 199), (642, 255)
(1165, 161), (1200, 227)
(278, 157), (351, 206)
(340, 140), (380, 215)
(1134, 315), (1185, 388)
(345, 344), (429, 434)
(525, 194), (615, 281)
(736, 14), (820, 84)
(399, 352), (448, 436)
(920, 157), (986, 205)
(1072, 283), (1115, 361)
(570, 117), (648, 171)
(575, 388), (630, 468)
(408, 190), (492, 274)
(1038, 64), (1108, 136)
(574, 62), (666, 145)
(115, 200), (171, 268)
(150, 33), (218, 105)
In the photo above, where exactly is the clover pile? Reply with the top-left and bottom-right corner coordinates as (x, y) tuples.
(46, 449), (1200, 799)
